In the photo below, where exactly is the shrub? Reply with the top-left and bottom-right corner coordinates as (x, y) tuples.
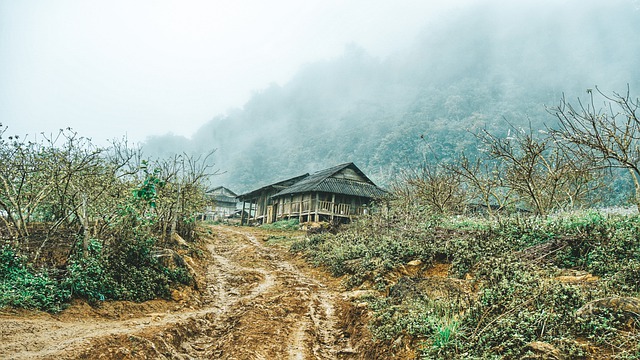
(66, 239), (112, 303)
(0, 246), (70, 312)
(68, 235), (193, 304)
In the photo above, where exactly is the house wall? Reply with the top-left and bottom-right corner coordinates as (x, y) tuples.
(332, 168), (366, 182)
(270, 191), (372, 223)
(215, 201), (237, 214)
(202, 201), (237, 220)
(250, 189), (280, 221)
(205, 187), (240, 220)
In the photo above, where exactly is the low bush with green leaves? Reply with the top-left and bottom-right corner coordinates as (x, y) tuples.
(0, 246), (71, 312)
(67, 237), (192, 304)
(0, 233), (194, 313)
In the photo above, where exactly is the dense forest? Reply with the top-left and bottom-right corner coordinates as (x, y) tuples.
(143, 0), (640, 200)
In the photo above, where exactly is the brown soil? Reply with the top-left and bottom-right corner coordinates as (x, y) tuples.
(0, 225), (377, 360)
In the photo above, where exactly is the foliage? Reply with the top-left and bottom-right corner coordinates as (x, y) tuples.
(292, 197), (499, 287)
(132, 160), (165, 208)
(104, 236), (187, 302)
(67, 236), (192, 304)
(0, 125), (208, 311)
(404, 160), (467, 215)
(143, 1), (640, 197)
(476, 124), (601, 215)
(149, 152), (216, 242)
(66, 239), (109, 303)
(0, 246), (70, 312)
(293, 197), (640, 358)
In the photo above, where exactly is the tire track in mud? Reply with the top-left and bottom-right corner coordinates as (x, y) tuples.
(0, 225), (355, 359)
(195, 226), (350, 359)
(155, 226), (354, 359)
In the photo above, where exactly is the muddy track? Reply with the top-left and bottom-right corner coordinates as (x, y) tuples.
(0, 226), (357, 360)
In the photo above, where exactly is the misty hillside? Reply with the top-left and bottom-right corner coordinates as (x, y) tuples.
(143, 0), (640, 193)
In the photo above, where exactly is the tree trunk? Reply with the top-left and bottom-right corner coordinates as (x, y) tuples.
(630, 169), (640, 213)
(170, 183), (181, 238)
(81, 193), (90, 258)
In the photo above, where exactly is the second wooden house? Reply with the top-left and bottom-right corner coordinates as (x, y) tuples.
(238, 163), (385, 225)
(203, 186), (240, 220)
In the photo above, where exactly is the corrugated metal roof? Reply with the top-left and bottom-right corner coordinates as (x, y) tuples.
(212, 195), (238, 203)
(237, 173), (310, 200)
(207, 186), (238, 197)
(297, 177), (386, 198)
(273, 163), (386, 199)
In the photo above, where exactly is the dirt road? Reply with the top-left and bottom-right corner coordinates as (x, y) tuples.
(0, 225), (365, 359)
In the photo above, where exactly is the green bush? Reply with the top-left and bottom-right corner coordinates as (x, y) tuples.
(67, 236), (192, 303)
(67, 240), (110, 303)
(0, 246), (70, 312)
(0, 235), (193, 311)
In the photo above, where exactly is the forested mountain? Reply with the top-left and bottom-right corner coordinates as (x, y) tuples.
(143, 0), (640, 194)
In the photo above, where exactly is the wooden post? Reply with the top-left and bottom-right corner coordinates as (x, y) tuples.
(314, 193), (319, 222)
(241, 201), (246, 226)
(253, 196), (259, 222)
(330, 194), (336, 222)
(254, 197), (259, 222)
(299, 194), (303, 223)
(262, 195), (268, 223)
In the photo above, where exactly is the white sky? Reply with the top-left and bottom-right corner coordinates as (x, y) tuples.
(0, 0), (471, 144)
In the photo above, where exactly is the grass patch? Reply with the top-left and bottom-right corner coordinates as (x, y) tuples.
(261, 218), (300, 231)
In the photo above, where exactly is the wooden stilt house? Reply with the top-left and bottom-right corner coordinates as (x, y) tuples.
(238, 163), (385, 225)
(204, 186), (239, 220)
(237, 173), (310, 225)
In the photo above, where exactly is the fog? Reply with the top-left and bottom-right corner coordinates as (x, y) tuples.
(0, 0), (468, 143)
(2, 0), (640, 192)
(142, 0), (640, 192)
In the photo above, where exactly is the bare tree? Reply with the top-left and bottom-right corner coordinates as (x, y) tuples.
(477, 123), (599, 215)
(405, 161), (467, 215)
(0, 126), (55, 243)
(445, 153), (514, 216)
(549, 86), (640, 210)
(151, 150), (218, 242)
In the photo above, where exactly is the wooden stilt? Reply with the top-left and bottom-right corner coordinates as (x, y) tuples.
(330, 194), (335, 222)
